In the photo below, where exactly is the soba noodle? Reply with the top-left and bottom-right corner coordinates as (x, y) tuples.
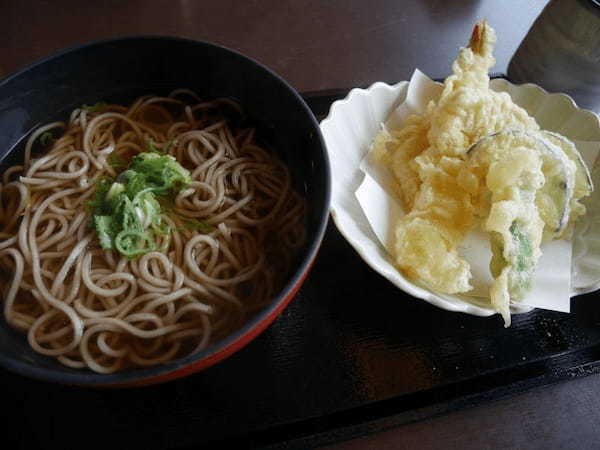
(0, 90), (305, 373)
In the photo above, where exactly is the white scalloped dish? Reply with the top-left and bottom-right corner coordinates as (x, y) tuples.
(320, 78), (600, 319)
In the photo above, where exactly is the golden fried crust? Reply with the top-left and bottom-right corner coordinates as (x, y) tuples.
(372, 22), (590, 323)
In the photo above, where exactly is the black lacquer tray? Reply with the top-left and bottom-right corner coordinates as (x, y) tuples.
(6, 89), (600, 450)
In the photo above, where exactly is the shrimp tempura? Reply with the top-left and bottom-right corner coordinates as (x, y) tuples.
(374, 21), (538, 295)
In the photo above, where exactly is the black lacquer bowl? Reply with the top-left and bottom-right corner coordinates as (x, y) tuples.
(0, 36), (330, 386)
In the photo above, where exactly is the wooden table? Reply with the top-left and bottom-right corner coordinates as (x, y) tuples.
(4, 0), (547, 91)
(5, 1), (600, 449)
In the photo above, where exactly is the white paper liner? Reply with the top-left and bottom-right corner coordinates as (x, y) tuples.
(355, 69), (600, 314)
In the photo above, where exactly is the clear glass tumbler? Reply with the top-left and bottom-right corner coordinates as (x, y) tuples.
(507, 0), (600, 113)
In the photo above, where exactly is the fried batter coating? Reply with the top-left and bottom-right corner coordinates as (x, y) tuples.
(375, 21), (538, 294)
(373, 21), (591, 323)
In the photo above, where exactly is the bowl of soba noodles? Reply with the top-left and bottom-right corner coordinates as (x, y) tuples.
(0, 36), (330, 386)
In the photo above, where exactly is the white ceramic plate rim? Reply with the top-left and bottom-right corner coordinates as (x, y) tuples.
(321, 78), (600, 318)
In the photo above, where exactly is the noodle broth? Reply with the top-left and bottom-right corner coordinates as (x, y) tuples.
(0, 89), (308, 374)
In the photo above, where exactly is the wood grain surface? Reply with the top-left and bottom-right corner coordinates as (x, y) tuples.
(4, 0), (547, 92)
(324, 375), (600, 449)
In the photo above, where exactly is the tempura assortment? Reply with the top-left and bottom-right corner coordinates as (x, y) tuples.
(373, 21), (593, 325)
